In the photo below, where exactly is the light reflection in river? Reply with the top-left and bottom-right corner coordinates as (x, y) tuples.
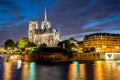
(3, 62), (12, 80)
(29, 62), (36, 80)
(1, 61), (120, 80)
(68, 63), (76, 80)
(79, 64), (86, 80)
(22, 62), (29, 80)
(94, 61), (104, 80)
(68, 61), (86, 80)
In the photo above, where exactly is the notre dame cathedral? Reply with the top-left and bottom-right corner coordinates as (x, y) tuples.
(28, 9), (60, 47)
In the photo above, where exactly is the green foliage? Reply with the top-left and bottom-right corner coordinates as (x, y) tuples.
(57, 41), (63, 48)
(57, 40), (71, 49)
(64, 40), (71, 49)
(34, 43), (47, 52)
(13, 47), (19, 52)
(28, 42), (36, 47)
(4, 39), (15, 50)
(18, 38), (29, 49)
(18, 38), (36, 50)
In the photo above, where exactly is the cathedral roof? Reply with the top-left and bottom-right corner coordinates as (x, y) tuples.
(35, 28), (57, 34)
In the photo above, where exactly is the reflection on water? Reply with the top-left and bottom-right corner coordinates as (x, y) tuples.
(17, 60), (22, 69)
(0, 57), (4, 80)
(29, 62), (36, 80)
(79, 63), (86, 80)
(3, 62), (12, 80)
(68, 61), (79, 80)
(69, 61), (120, 80)
(22, 62), (29, 80)
(1, 60), (120, 80)
(94, 61), (104, 80)
(35, 63), (69, 80)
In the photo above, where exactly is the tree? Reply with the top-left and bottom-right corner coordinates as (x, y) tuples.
(4, 39), (15, 50)
(18, 38), (29, 49)
(57, 41), (63, 48)
(64, 40), (71, 49)
(57, 40), (71, 49)
(28, 42), (36, 47)
(17, 38), (37, 52)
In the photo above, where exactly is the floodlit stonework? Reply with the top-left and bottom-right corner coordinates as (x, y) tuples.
(28, 9), (60, 47)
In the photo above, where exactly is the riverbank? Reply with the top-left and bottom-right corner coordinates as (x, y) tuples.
(1, 51), (120, 63)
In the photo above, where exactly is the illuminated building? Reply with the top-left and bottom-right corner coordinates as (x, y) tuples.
(28, 9), (60, 47)
(83, 33), (120, 52)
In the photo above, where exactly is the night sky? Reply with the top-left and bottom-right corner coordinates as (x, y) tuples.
(0, 0), (120, 45)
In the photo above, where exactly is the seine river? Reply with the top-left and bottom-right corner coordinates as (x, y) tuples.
(0, 59), (120, 80)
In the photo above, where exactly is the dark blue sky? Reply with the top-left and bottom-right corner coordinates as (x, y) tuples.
(0, 0), (120, 45)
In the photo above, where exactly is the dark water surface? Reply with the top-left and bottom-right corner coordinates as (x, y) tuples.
(0, 59), (120, 80)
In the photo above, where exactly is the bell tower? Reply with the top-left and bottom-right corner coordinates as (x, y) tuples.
(28, 20), (38, 42)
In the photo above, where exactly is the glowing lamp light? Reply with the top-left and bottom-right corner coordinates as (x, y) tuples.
(74, 48), (77, 51)
(102, 46), (106, 48)
(71, 47), (74, 50)
(31, 48), (34, 51)
(116, 46), (119, 49)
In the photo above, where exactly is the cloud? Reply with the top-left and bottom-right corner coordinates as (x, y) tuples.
(82, 13), (120, 29)
(0, 22), (28, 45)
(0, 16), (26, 30)
(0, 0), (120, 45)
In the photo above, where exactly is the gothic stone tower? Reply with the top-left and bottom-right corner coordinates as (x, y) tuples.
(28, 9), (60, 47)
(28, 20), (38, 42)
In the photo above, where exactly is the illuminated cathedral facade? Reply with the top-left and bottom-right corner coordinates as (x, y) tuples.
(28, 9), (60, 47)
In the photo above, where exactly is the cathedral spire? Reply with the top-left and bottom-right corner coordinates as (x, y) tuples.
(44, 8), (47, 22)
(41, 8), (51, 29)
